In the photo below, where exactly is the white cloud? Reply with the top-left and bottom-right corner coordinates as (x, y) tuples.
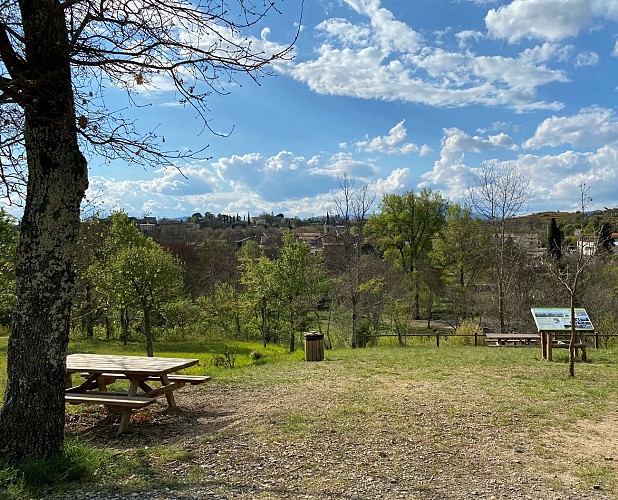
(264, 151), (305, 171)
(441, 127), (518, 157)
(455, 30), (484, 49)
(574, 51), (599, 67)
(486, 0), (592, 43)
(519, 43), (572, 64)
(612, 40), (618, 56)
(523, 106), (618, 149)
(370, 168), (412, 196)
(285, 1), (569, 111)
(355, 120), (431, 156)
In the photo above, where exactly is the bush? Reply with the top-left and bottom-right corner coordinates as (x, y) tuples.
(451, 320), (482, 346)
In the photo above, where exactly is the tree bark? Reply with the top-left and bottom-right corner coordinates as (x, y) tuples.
(143, 306), (154, 357)
(569, 294), (576, 377)
(0, 0), (88, 462)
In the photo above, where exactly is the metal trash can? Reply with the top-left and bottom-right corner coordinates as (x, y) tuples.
(304, 331), (324, 362)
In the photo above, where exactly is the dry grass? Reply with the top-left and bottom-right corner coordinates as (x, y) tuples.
(59, 345), (618, 499)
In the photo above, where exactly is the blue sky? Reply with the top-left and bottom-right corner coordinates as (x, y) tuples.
(5, 0), (618, 219)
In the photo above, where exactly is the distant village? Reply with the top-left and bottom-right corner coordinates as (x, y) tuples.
(130, 210), (618, 259)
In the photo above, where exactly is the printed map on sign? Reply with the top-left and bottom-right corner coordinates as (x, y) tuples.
(531, 308), (594, 332)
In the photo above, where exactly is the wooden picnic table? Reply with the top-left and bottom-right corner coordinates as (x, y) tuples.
(65, 353), (208, 433)
(485, 333), (540, 346)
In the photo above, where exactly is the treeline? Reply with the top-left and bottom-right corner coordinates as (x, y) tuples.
(1, 188), (616, 354)
(67, 186), (617, 354)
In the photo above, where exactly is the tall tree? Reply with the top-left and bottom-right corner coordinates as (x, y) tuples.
(367, 189), (447, 319)
(92, 213), (183, 356)
(273, 232), (328, 353)
(430, 203), (490, 326)
(468, 162), (530, 334)
(544, 184), (596, 376)
(0, 0), (297, 461)
(330, 174), (376, 348)
(548, 217), (562, 260)
(598, 222), (614, 254)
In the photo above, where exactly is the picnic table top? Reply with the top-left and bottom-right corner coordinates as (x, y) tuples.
(484, 333), (540, 339)
(66, 353), (199, 377)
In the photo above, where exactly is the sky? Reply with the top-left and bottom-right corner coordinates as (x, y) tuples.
(4, 0), (618, 220)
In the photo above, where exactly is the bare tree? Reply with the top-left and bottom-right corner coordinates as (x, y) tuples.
(468, 162), (530, 334)
(0, 0), (299, 462)
(330, 173), (375, 348)
(544, 184), (598, 377)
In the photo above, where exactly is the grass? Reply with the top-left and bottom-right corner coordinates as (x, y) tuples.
(1, 338), (618, 497)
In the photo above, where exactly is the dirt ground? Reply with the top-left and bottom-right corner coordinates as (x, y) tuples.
(61, 371), (618, 500)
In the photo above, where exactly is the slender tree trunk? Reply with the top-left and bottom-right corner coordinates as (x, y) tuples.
(0, 0), (88, 462)
(85, 286), (94, 339)
(121, 306), (130, 345)
(289, 308), (295, 352)
(569, 293), (576, 377)
(105, 315), (112, 340)
(498, 278), (505, 334)
(143, 305), (154, 357)
(351, 295), (358, 348)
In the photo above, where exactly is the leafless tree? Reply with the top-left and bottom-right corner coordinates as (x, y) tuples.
(544, 184), (598, 377)
(468, 162), (530, 334)
(330, 173), (376, 348)
(0, 0), (300, 462)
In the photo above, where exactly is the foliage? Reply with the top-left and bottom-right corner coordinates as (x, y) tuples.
(0, 210), (18, 325)
(272, 232), (330, 352)
(431, 203), (490, 326)
(367, 189), (447, 319)
(548, 217), (562, 259)
(89, 213), (184, 355)
(451, 320), (482, 346)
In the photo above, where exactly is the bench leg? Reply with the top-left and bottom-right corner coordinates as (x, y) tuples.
(118, 379), (140, 434)
(161, 374), (177, 407)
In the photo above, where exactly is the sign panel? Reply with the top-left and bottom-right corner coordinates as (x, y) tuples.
(531, 308), (594, 331)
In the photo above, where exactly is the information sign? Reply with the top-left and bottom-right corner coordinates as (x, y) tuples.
(531, 308), (594, 331)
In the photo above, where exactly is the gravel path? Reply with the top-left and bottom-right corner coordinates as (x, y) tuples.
(54, 372), (617, 500)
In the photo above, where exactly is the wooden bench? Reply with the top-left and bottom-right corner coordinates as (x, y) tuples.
(65, 392), (156, 408)
(81, 373), (210, 385)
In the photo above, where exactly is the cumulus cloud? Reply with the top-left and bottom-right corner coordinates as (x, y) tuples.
(283, 0), (569, 111)
(486, 0), (618, 43)
(523, 106), (618, 149)
(441, 127), (518, 157)
(370, 168), (412, 196)
(485, 0), (592, 43)
(355, 120), (431, 156)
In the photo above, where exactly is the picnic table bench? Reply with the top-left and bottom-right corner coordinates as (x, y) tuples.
(65, 354), (210, 433)
(485, 333), (540, 346)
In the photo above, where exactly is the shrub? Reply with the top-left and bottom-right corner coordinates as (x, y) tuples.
(451, 320), (482, 346)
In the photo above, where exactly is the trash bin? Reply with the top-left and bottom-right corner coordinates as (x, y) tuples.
(304, 331), (324, 362)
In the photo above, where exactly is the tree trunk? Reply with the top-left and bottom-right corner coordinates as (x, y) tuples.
(0, 0), (88, 462)
(351, 296), (358, 349)
(121, 306), (130, 344)
(143, 306), (154, 357)
(85, 286), (94, 339)
(289, 308), (295, 353)
(569, 294), (576, 377)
